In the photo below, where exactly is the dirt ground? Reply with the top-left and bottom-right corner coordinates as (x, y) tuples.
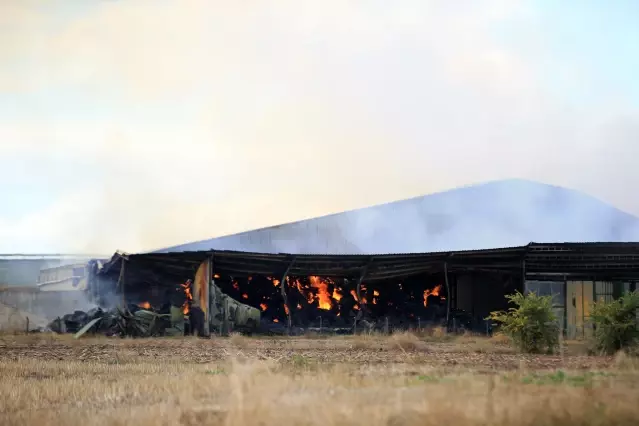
(0, 333), (612, 370)
(1, 333), (637, 426)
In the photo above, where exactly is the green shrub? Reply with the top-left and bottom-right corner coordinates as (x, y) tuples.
(488, 291), (559, 354)
(590, 291), (639, 355)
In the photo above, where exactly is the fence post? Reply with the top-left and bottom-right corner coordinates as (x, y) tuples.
(559, 326), (565, 364)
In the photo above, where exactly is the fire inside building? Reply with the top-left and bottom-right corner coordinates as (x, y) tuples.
(86, 242), (639, 338)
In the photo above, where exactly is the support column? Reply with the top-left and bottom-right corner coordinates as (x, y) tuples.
(354, 257), (373, 333)
(118, 257), (127, 311)
(210, 283), (217, 336)
(222, 296), (230, 336)
(280, 257), (296, 335)
(444, 261), (450, 329)
(203, 256), (212, 337)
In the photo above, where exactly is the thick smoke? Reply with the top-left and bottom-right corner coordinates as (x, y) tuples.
(156, 179), (639, 255)
(0, 1), (637, 254)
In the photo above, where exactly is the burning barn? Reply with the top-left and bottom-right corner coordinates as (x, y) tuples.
(45, 181), (639, 337)
(79, 242), (639, 337)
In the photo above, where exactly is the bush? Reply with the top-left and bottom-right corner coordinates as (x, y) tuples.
(590, 291), (639, 355)
(488, 291), (559, 354)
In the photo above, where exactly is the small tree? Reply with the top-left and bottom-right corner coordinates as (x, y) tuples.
(488, 291), (559, 354)
(590, 291), (639, 355)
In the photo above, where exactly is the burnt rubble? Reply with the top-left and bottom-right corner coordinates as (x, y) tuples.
(47, 278), (261, 338)
(47, 304), (206, 338)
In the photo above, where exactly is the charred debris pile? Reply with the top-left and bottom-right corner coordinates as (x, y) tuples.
(47, 279), (209, 339)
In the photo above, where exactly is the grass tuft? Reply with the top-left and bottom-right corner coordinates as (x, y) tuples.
(229, 332), (250, 349)
(613, 350), (639, 370)
(390, 331), (423, 351)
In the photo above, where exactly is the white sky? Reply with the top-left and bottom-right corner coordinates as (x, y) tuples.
(1, 0), (638, 254)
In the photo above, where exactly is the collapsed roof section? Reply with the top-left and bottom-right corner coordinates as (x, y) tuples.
(97, 242), (639, 284)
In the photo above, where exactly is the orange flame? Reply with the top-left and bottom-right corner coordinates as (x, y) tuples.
(242, 293), (248, 300)
(272, 279), (280, 287)
(423, 284), (442, 307)
(349, 289), (367, 304)
(273, 318), (279, 323)
(213, 274), (220, 279)
(309, 276), (332, 310)
(138, 301), (151, 309)
(181, 280), (193, 314)
(332, 288), (342, 301)
(373, 290), (380, 296)
(260, 303), (268, 311)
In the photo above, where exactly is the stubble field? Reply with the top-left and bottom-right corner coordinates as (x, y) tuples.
(1, 332), (638, 426)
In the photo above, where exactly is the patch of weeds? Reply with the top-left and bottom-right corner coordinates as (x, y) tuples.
(416, 374), (440, 383)
(409, 374), (454, 385)
(205, 367), (227, 375)
(290, 354), (315, 370)
(515, 370), (614, 387)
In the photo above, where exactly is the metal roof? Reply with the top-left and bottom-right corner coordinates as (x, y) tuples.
(98, 242), (639, 284)
(151, 180), (639, 256)
(0, 254), (101, 260)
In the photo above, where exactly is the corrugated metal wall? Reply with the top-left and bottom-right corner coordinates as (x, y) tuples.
(0, 289), (91, 320)
(524, 280), (637, 340)
(37, 264), (87, 291)
(566, 281), (595, 339)
(0, 259), (57, 286)
(594, 281), (614, 303)
(0, 258), (89, 288)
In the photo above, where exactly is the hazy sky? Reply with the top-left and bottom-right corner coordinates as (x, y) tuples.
(1, 0), (638, 254)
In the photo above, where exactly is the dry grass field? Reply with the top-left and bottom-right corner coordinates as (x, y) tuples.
(1, 332), (638, 426)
